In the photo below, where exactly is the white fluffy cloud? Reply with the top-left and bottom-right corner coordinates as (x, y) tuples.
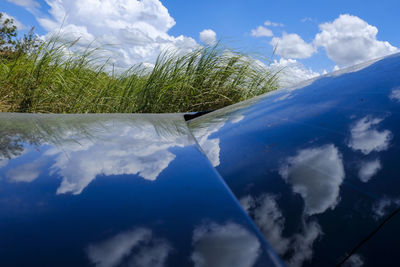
(250, 20), (282, 38)
(280, 144), (345, 215)
(199, 29), (217, 45)
(358, 159), (381, 182)
(87, 228), (171, 267)
(191, 222), (261, 267)
(263, 14), (397, 73)
(251, 26), (273, 37)
(314, 14), (398, 67)
(45, 119), (190, 195)
(271, 33), (316, 59)
(33, 0), (198, 68)
(348, 116), (391, 155)
(268, 58), (321, 88)
(0, 117), (192, 195)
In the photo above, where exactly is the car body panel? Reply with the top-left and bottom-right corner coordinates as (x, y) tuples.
(0, 114), (282, 267)
(189, 53), (400, 266)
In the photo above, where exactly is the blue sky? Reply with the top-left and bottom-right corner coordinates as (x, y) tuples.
(1, 0), (399, 86)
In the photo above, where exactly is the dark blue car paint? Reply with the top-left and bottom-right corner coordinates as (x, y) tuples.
(189, 53), (400, 266)
(2, 52), (400, 266)
(0, 114), (282, 267)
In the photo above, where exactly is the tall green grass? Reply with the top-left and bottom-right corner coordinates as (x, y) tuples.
(0, 37), (279, 113)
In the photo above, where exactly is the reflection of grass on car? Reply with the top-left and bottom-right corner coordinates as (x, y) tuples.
(0, 35), (279, 113)
(0, 113), (189, 162)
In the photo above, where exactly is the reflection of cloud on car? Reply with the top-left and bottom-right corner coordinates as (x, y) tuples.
(279, 144), (345, 216)
(191, 222), (261, 267)
(2, 52), (400, 266)
(190, 52), (400, 266)
(87, 227), (171, 267)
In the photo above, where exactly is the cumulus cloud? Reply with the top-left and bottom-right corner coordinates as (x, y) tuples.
(358, 159), (381, 182)
(33, 0), (198, 68)
(280, 144), (345, 215)
(271, 33), (316, 59)
(0, 12), (25, 29)
(6, 159), (42, 182)
(199, 29), (217, 45)
(389, 88), (400, 102)
(43, 119), (190, 195)
(314, 14), (398, 67)
(251, 26), (273, 37)
(191, 222), (261, 267)
(87, 228), (171, 267)
(348, 116), (392, 155)
(268, 58), (321, 88)
(240, 194), (322, 267)
(250, 20), (283, 38)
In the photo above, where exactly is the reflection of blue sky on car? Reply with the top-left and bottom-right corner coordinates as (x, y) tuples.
(0, 114), (282, 267)
(189, 53), (400, 266)
(2, 117), (191, 194)
(86, 221), (264, 267)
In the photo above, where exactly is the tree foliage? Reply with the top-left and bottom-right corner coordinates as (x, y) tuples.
(0, 13), (18, 52)
(0, 12), (41, 56)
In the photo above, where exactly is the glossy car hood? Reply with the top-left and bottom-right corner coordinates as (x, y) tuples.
(0, 114), (282, 267)
(189, 52), (400, 266)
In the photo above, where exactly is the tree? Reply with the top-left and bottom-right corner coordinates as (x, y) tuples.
(15, 27), (42, 54)
(0, 12), (18, 53)
(0, 12), (42, 57)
